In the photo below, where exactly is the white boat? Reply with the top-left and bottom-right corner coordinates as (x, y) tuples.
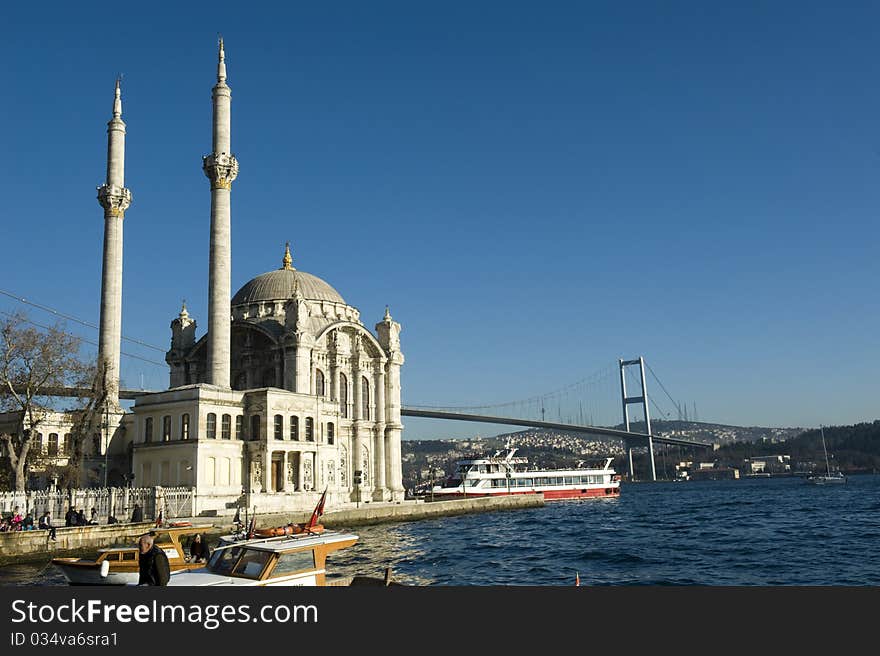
(430, 445), (620, 500)
(166, 528), (358, 586)
(806, 426), (846, 485)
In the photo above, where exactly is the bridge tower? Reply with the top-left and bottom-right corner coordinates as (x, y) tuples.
(619, 356), (656, 482)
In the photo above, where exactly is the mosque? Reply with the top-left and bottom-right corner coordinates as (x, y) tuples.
(14, 41), (406, 513)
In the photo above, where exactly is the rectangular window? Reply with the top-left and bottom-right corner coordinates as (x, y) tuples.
(144, 418), (153, 443)
(274, 415), (283, 441)
(327, 422), (334, 445)
(47, 433), (59, 456)
(305, 417), (314, 442)
(235, 415), (243, 440)
(207, 413), (217, 439)
(272, 550), (316, 576)
(162, 416), (172, 441)
(290, 416), (299, 441)
(222, 414), (231, 440)
(181, 414), (190, 440)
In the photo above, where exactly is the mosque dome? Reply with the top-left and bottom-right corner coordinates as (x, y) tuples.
(230, 243), (346, 306)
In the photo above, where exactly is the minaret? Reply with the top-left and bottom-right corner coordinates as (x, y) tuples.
(96, 78), (132, 407)
(202, 38), (239, 387)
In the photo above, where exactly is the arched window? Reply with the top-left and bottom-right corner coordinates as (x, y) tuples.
(315, 369), (325, 397)
(206, 413), (217, 439)
(35, 433), (44, 453)
(290, 416), (299, 441)
(62, 433), (70, 455)
(48, 433), (59, 456)
(250, 415), (261, 441)
(235, 415), (243, 440)
(162, 415), (172, 441)
(222, 414), (231, 440)
(144, 418), (153, 443)
(327, 422), (335, 445)
(274, 414), (284, 440)
(340, 373), (348, 418)
(305, 417), (314, 442)
(181, 413), (190, 440)
(361, 377), (371, 420)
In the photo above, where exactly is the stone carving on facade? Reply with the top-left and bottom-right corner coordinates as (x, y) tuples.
(250, 457), (262, 493)
(97, 184), (132, 217)
(202, 152), (239, 190)
(327, 460), (335, 487)
(303, 457), (313, 491)
(362, 450), (370, 488)
(339, 447), (347, 487)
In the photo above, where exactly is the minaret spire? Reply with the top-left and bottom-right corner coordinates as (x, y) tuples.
(96, 77), (133, 408)
(217, 36), (226, 84)
(203, 38), (238, 388)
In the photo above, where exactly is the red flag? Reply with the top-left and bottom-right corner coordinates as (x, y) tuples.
(307, 487), (327, 528)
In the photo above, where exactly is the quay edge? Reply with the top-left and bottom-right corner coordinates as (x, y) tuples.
(0, 495), (544, 567)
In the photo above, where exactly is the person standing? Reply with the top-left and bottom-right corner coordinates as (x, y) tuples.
(65, 506), (77, 527)
(137, 534), (170, 586)
(130, 503), (143, 523)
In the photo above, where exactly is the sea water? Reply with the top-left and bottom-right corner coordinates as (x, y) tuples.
(2, 475), (878, 586)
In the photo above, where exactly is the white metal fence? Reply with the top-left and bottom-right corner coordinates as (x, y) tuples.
(0, 486), (194, 524)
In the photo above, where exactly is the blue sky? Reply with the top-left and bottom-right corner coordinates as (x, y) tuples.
(1, 1), (878, 438)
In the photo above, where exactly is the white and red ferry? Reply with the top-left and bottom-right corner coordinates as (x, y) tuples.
(429, 446), (620, 501)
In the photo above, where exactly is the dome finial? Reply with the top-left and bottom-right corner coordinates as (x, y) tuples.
(179, 299), (189, 320)
(282, 241), (294, 270)
(384, 305), (392, 321)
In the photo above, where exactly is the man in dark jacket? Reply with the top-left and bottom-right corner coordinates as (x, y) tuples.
(137, 534), (170, 586)
(65, 506), (78, 527)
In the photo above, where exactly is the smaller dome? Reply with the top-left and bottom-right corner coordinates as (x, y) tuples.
(231, 268), (346, 306)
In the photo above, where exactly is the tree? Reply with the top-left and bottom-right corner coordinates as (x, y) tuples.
(0, 312), (95, 491)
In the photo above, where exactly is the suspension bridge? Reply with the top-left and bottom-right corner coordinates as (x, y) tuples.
(2, 288), (715, 482)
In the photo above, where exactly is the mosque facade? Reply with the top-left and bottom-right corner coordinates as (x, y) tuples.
(68, 41), (405, 513)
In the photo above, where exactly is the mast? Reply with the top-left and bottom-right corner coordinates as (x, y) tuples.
(820, 426), (831, 476)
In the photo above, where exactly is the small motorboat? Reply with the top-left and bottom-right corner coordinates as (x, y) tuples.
(52, 524), (213, 585)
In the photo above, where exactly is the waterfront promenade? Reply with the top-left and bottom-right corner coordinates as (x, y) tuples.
(0, 494), (544, 567)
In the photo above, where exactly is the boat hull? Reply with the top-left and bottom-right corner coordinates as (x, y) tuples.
(430, 486), (620, 501)
(52, 561), (139, 586)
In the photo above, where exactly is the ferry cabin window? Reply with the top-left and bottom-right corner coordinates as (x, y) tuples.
(122, 552), (136, 561)
(272, 550), (316, 576)
(232, 549), (272, 579)
(209, 546), (243, 575)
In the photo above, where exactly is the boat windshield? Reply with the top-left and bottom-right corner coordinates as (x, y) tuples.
(208, 546), (243, 575)
(207, 546), (272, 580)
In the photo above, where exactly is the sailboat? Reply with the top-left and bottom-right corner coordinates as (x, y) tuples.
(806, 426), (846, 485)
